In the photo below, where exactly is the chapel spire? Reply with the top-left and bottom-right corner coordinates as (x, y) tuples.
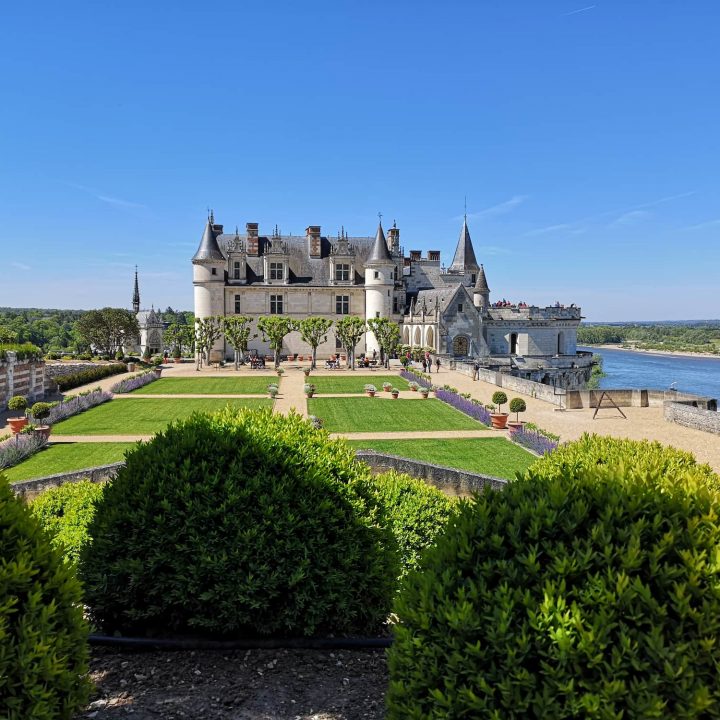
(132, 266), (140, 314)
(448, 216), (479, 274)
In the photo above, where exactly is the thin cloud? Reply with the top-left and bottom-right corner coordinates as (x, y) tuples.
(476, 245), (514, 256)
(608, 210), (650, 228)
(525, 223), (575, 237)
(563, 5), (596, 16)
(462, 195), (528, 221)
(66, 181), (146, 210)
(10, 261), (31, 271)
(683, 219), (720, 231)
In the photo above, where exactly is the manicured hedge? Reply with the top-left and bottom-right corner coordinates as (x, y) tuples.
(388, 461), (720, 718)
(81, 408), (397, 637)
(0, 343), (43, 361)
(55, 363), (126, 391)
(0, 474), (90, 719)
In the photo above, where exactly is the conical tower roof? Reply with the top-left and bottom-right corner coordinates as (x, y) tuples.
(474, 263), (490, 292)
(192, 217), (225, 262)
(366, 221), (392, 264)
(448, 217), (479, 273)
(132, 267), (140, 313)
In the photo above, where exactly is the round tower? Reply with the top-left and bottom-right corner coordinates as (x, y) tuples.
(364, 220), (394, 355)
(473, 264), (490, 313)
(192, 213), (226, 354)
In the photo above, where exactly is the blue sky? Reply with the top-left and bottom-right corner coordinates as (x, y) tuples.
(1, 1), (718, 321)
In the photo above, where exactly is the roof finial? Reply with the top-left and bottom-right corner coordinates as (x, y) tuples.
(209, 208), (214, 224)
(235, 225), (239, 236)
(464, 196), (467, 222)
(378, 211), (383, 224)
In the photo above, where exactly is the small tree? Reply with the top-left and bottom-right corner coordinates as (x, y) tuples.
(222, 316), (256, 370)
(30, 402), (53, 426)
(298, 317), (333, 370)
(491, 391), (508, 414)
(367, 318), (401, 368)
(509, 397), (526, 422)
(257, 316), (296, 369)
(8, 396), (27, 415)
(335, 316), (366, 370)
(194, 317), (222, 369)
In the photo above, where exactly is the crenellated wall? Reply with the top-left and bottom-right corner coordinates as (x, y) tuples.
(1, 352), (45, 409)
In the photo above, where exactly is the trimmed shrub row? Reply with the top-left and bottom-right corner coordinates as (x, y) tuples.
(508, 424), (558, 455)
(111, 370), (157, 394)
(45, 388), (113, 426)
(0, 432), (48, 470)
(434, 388), (491, 425)
(55, 363), (126, 391)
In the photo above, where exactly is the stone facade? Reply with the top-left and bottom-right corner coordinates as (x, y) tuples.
(192, 211), (592, 386)
(664, 400), (720, 436)
(1, 352), (45, 409)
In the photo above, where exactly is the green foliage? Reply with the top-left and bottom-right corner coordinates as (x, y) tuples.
(80, 408), (397, 637)
(578, 321), (720, 354)
(29, 402), (52, 423)
(509, 397), (526, 420)
(586, 352), (606, 389)
(335, 316), (366, 369)
(369, 470), (454, 578)
(530, 432), (720, 491)
(31, 480), (105, 563)
(54, 362), (126, 391)
(388, 464), (720, 718)
(257, 316), (296, 368)
(164, 322), (194, 356)
(7, 395), (27, 413)
(367, 317), (401, 366)
(298, 317), (333, 369)
(0, 342), (43, 361)
(0, 474), (90, 718)
(491, 390), (507, 411)
(221, 315), (255, 368)
(75, 307), (140, 356)
(524, 422), (560, 442)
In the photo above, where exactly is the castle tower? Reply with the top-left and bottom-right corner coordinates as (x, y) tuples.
(132, 266), (140, 314)
(192, 212), (226, 354)
(473, 264), (490, 312)
(364, 219), (394, 355)
(448, 216), (479, 278)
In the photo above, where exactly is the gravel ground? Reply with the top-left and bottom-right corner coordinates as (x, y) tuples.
(76, 647), (388, 719)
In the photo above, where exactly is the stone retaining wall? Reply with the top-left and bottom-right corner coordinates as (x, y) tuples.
(565, 388), (717, 410)
(43, 361), (112, 393)
(1, 353), (45, 409)
(664, 401), (720, 436)
(11, 462), (124, 502)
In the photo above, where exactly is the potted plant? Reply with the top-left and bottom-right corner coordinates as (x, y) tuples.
(172, 346), (182, 363)
(420, 388), (429, 399)
(508, 397), (527, 430)
(303, 368), (311, 377)
(364, 384), (377, 397)
(308, 415), (323, 429)
(304, 383), (316, 398)
(391, 387), (400, 399)
(408, 381), (419, 392)
(267, 383), (279, 398)
(490, 391), (509, 429)
(30, 401), (53, 440)
(276, 367), (285, 378)
(7, 395), (28, 434)
(382, 381), (393, 393)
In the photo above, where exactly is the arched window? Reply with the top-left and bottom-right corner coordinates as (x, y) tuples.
(414, 327), (422, 346)
(510, 333), (518, 354)
(425, 326), (434, 350)
(452, 336), (469, 356)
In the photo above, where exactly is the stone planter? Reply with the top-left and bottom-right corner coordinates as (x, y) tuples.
(366, 391), (376, 397)
(507, 420), (524, 431)
(420, 391), (429, 399)
(391, 392), (399, 399)
(33, 426), (52, 441)
(127, 362), (136, 372)
(153, 367), (163, 379)
(490, 413), (509, 430)
(8, 417), (28, 434)
(305, 391), (314, 398)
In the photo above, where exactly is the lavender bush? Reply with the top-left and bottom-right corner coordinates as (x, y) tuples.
(400, 370), (432, 389)
(46, 388), (112, 425)
(0, 432), (48, 470)
(508, 426), (558, 456)
(434, 389), (491, 426)
(111, 371), (158, 394)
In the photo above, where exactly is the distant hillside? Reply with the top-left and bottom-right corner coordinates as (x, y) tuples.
(578, 321), (720, 354)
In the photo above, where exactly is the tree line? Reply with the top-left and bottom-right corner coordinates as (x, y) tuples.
(578, 323), (720, 354)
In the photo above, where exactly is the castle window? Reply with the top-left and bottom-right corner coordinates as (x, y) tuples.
(394, 266), (398, 281)
(458, 303), (464, 313)
(233, 261), (241, 280)
(374, 271), (379, 280)
(269, 262), (284, 281)
(234, 295), (241, 314)
(270, 294), (283, 314)
(393, 297), (398, 313)
(336, 295), (349, 315)
(211, 267), (217, 275)
(471, 274), (476, 284)
(335, 263), (350, 281)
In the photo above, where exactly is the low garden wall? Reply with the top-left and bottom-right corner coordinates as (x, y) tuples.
(664, 401), (720, 436)
(44, 361), (111, 393)
(565, 388), (717, 411)
(1, 352), (45, 409)
(11, 462), (124, 502)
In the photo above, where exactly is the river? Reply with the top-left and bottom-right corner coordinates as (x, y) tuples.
(579, 346), (720, 399)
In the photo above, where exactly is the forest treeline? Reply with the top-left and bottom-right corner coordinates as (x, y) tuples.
(0, 307), (193, 352)
(578, 323), (720, 354)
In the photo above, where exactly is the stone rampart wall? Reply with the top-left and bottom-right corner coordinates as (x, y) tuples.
(454, 361), (562, 404)
(44, 361), (110, 393)
(663, 402), (720, 436)
(1, 353), (45, 409)
(565, 388), (716, 410)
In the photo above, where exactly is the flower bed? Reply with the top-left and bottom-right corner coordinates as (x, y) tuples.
(508, 425), (558, 455)
(111, 370), (158, 394)
(400, 370), (432, 389)
(46, 388), (112, 425)
(0, 432), (49, 470)
(433, 389), (491, 426)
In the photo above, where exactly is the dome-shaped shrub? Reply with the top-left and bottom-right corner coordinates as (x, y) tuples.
(0, 474), (89, 719)
(81, 408), (397, 637)
(387, 464), (720, 718)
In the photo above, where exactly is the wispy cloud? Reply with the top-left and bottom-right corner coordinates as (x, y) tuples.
(461, 195), (528, 221)
(563, 4), (596, 16)
(608, 210), (650, 228)
(476, 245), (514, 256)
(66, 181), (146, 210)
(683, 219), (720, 231)
(10, 261), (31, 271)
(525, 223), (575, 237)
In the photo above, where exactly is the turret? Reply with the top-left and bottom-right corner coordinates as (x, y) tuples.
(364, 220), (394, 355)
(473, 264), (490, 312)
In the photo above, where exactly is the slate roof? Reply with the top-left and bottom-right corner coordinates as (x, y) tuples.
(474, 264), (490, 292)
(448, 218), (479, 273)
(366, 222), (393, 264)
(192, 220), (226, 262)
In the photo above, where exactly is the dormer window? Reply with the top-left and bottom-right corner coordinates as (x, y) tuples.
(269, 262), (284, 281)
(233, 261), (241, 280)
(471, 274), (476, 284)
(458, 303), (464, 313)
(335, 263), (350, 281)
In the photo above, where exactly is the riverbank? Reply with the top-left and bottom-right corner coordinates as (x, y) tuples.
(584, 343), (720, 360)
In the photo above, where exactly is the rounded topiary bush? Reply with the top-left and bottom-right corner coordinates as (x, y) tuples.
(0, 474), (90, 719)
(81, 408), (397, 637)
(31, 480), (105, 563)
(387, 464), (720, 718)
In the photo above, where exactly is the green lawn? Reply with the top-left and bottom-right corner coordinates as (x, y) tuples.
(347, 437), (534, 481)
(6, 442), (133, 482)
(307, 397), (485, 432)
(53, 398), (272, 435)
(310, 375), (411, 394)
(131, 376), (273, 395)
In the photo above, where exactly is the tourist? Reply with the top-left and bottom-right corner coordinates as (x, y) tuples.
(473, 360), (480, 381)
(435, 357), (441, 374)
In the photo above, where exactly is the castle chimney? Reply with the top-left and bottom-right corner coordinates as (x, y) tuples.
(410, 250), (422, 261)
(388, 225), (400, 252)
(428, 250), (440, 262)
(246, 223), (259, 256)
(306, 225), (322, 258)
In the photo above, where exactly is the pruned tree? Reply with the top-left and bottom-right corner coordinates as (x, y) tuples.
(164, 323), (194, 357)
(335, 316), (366, 370)
(298, 317), (333, 369)
(367, 317), (401, 368)
(257, 316), (296, 369)
(194, 316), (222, 369)
(222, 316), (256, 370)
(76, 308), (140, 356)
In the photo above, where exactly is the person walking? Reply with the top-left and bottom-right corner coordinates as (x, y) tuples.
(473, 359), (480, 381)
(435, 357), (441, 374)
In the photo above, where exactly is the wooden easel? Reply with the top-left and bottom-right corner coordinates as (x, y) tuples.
(592, 391), (627, 420)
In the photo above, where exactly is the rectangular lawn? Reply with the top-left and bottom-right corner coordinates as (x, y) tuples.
(131, 377), (272, 395)
(311, 375), (411, 394)
(52, 398), (272, 435)
(307, 397), (483, 432)
(6, 442), (133, 482)
(347, 437), (534, 480)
